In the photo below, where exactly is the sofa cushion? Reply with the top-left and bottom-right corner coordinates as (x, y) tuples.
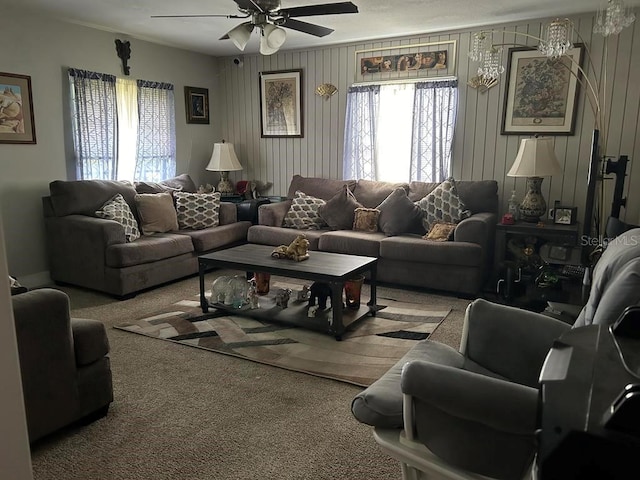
(380, 236), (484, 267)
(377, 188), (424, 236)
(174, 222), (251, 253)
(283, 191), (328, 230)
(353, 208), (380, 232)
(134, 192), (179, 235)
(318, 230), (385, 257)
(248, 225), (325, 250)
(353, 179), (410, 208)
(158, 173), (197, 193)
(318, 185), (363, 230)
(415, 177), (470, 231)
(50, 179), (138, 217)
(287, 175), (356, 201)
(424, 221), (457, 241)
(174, 192), (221, 230)
(105, 233), (194, 268)
(95, 194), (141, 242)
(351, 340), (464, 428)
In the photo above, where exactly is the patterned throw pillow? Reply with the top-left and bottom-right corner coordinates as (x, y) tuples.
(95, 193), (141, 242)
(423, 221), (457, 241)
(174, 192), (221, 230)
(283, 191), (328, 230)
(415, 177), (470, 231)
(352, 208), (380, 232)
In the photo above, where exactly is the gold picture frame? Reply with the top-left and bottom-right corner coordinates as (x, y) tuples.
(259, 69), (303, 138)
(354, 40), (457, 83)
(0, 72), (36, 144)
(184, 86), (210, 125)
(502, 45), (584, 135)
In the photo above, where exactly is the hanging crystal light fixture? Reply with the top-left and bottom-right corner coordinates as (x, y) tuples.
(477, 46), (505, 81)
(594, 0), (636, 36)
(538, 18), (573, 58)
(469, 32), (490, 62)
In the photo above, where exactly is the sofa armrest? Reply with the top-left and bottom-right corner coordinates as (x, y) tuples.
(258, 200), (292, 226)
(462, 299), (571, 387)
(401, 360), (538, 479)
(12, 288), (79, 439)
(219, 202), (238, 225)
(45, 214), (125, 283)
(71, 318), (110, 366)
(454, 212), (495, 246)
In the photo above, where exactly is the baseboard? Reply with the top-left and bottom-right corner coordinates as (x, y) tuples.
(18, 270), (52, 288)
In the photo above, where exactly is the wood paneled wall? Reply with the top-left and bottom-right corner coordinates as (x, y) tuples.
(216, 12), (640, 227)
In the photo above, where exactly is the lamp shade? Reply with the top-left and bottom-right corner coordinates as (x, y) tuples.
(206, 142), (243, 172)
(260, 24), (286, 55)
(227, 23), (253, 51)
(507, 137), (562, 177)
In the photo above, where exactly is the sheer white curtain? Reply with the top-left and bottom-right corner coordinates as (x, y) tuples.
(343, 79), (458, 183)
(116, 77), (138, 181)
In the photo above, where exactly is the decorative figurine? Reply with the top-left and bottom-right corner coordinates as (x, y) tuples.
(309, 282), (332, 310)
(297, 284), (311, 302)
(275, 288), (292, 308)
(247, 278), (259, 309)
(308, 305), (319, 317)
(271, 234), (310, 262)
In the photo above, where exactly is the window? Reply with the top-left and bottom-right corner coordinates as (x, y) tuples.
(343, 79), (457, 183)
(68, 68), (176, 182)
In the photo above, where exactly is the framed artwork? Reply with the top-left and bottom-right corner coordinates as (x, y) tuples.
(354, 41), (457, 83)
(502, 44), (584, 135)
(0, 72), (36, 144)
(184, 86), (209, 124)
(259, 69), (303, 138)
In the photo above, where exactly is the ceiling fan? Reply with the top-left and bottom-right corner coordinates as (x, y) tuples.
(152, 0), (359, 55)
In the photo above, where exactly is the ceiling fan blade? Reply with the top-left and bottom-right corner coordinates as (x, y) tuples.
(280, 18), (334, 37)
(151, 14), (246, 18)
(280, 2), (358, 18)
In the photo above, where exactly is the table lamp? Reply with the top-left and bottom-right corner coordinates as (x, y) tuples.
(206, 140), (243, 194)
(507, 136), (562, 222)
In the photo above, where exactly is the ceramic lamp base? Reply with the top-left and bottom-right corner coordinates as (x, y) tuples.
(217, 171), (234, 194)
(519, 176), (547, 223)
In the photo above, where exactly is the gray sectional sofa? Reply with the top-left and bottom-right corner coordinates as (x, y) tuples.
(43, 175), (251, 297)
(248, 175), (498, 295)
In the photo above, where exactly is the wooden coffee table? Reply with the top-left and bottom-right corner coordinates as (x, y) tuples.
(198, 244), (379, 340)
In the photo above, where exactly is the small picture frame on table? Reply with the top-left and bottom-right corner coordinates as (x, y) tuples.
(553, 206), (578, 225)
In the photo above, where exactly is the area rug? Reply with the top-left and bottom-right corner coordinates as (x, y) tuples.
(114, 280), (451, 387)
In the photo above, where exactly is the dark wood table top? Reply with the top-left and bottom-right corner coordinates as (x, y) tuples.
(199, 244), (377, 281)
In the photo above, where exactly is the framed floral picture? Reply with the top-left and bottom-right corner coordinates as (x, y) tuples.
(0, 72), (36, 144)
(259, 69), (303, 138)
(184, 86), (209, 124)
(502, 44), (584, 135)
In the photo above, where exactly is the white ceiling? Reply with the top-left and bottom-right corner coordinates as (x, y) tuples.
(10, 0), (640, 56)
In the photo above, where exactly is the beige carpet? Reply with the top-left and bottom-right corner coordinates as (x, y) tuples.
(30, 272), (472, 480)
(114, 280), (452, 386)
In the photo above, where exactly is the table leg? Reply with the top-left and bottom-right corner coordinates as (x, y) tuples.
(199, 261), (208, 313)
(330, 280), (344, 340)
(368, 263), (378, 315)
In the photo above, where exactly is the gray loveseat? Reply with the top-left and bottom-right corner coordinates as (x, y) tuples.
(43, 175), (251, 297)
(247, 175), (498, 295)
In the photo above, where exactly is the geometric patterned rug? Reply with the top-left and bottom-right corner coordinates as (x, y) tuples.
(114, 280), (451, 387)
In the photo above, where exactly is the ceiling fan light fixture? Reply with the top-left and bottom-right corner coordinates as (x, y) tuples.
(260, 24), (286, 55)
(227, 23), (253, 51)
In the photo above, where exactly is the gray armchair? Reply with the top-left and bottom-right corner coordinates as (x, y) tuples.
(352, 228), (640, 479)
(12, 288), (113, 442)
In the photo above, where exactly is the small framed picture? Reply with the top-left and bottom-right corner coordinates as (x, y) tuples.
(0, 72), (36, 144)
(184, 86), (209, 124)
(553, 206), (578, 225)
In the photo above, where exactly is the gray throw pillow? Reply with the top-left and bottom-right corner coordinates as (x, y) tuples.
(415, 177), (470, 231)
(377, 188), (424, 236)
(318, 185), (363, 230)
(283, 191), (328, 230)
(95, 193), (141, 242)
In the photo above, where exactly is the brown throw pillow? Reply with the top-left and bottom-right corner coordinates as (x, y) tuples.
(377, 188), (424, 236)
(318, 185), (363, 230)
(134, 192), (179, 235)
(353, 208), (380, 233)
(423, 221), (457, 241)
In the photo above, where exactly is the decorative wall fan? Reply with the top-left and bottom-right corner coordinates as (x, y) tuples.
(152, 0), (358, 55)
